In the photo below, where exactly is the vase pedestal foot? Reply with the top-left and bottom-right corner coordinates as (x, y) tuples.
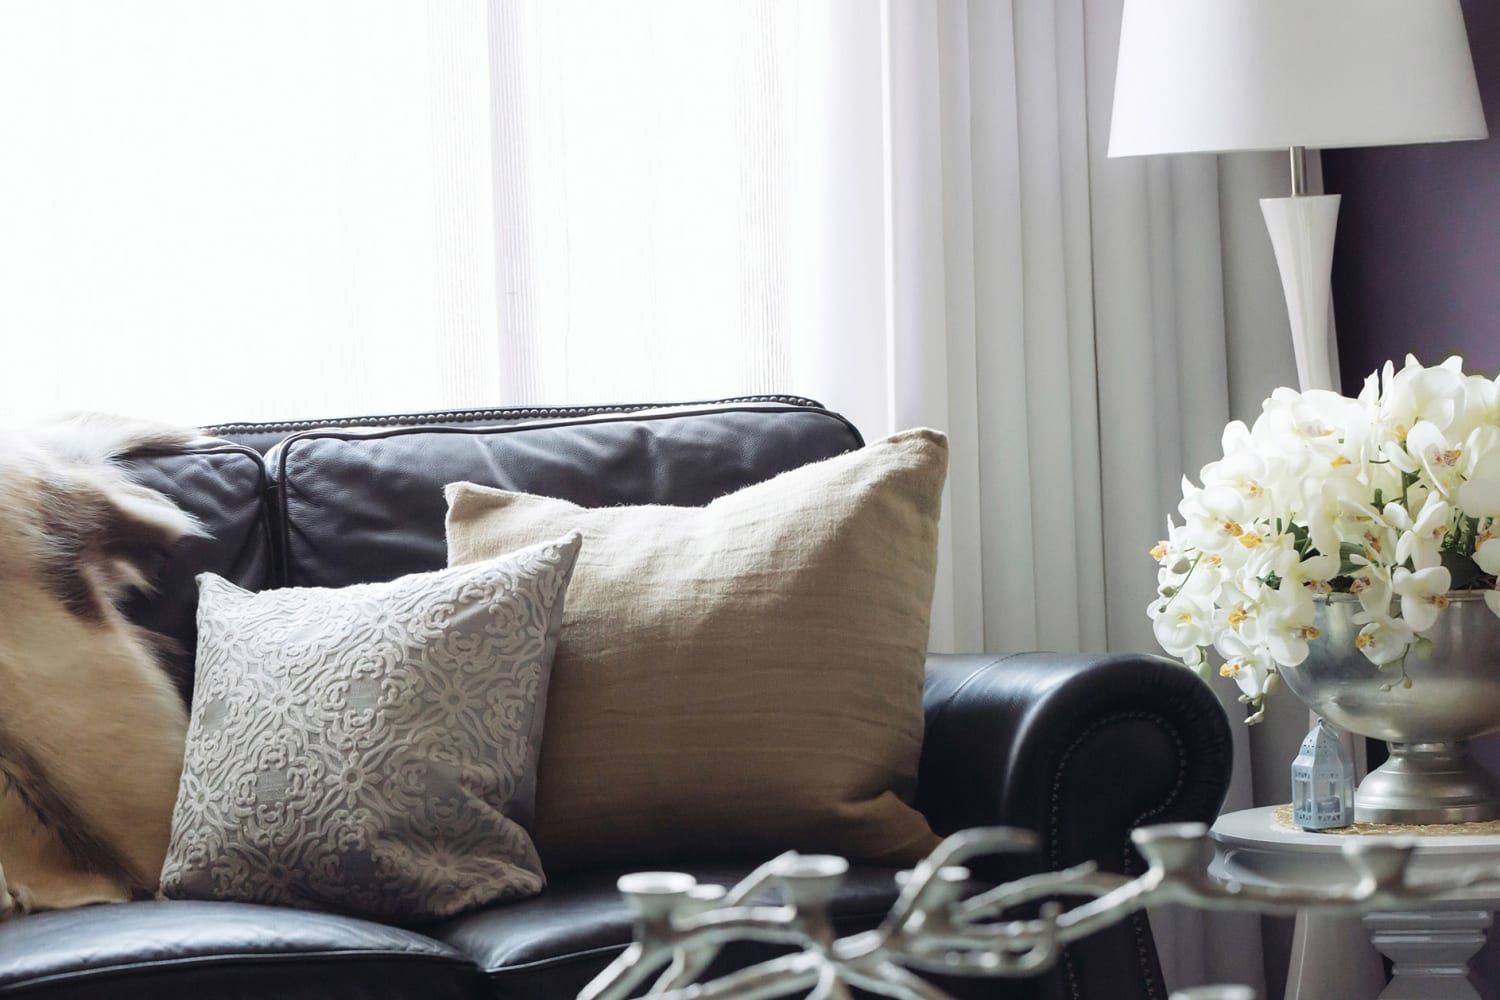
(1355, 741), (1500, 824)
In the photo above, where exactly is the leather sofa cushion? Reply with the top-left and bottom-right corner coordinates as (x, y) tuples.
(0, 900), (480, 1000)
(426, 864), (905, 1000)
(267, 404), (861, 589)
(119, 443), (272, 702)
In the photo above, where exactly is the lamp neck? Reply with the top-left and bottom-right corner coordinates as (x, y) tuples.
(1289, 146), (1308, 197)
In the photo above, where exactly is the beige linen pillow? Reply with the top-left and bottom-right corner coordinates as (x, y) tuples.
(444, 428), (947, 872)
(159, 533), (581, 923)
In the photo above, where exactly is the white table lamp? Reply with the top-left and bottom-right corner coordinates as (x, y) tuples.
(1108, 0), (1487, 392)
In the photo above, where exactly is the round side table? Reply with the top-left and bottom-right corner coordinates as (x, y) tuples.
(1210, 806), (1500, 1000)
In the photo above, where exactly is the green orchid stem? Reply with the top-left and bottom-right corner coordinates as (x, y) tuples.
(1157, 552), (1202, 614)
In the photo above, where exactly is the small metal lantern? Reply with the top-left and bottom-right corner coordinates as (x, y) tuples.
(1291, 718), (1355, 829)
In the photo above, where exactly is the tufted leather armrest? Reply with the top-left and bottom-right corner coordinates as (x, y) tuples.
(916, 651), (1234, 1000)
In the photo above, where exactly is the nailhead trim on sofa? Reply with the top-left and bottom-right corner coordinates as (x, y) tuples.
(1049, 710), (1187, 1000)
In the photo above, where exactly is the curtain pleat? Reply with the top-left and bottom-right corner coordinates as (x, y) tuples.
(0, 1), (496, 426)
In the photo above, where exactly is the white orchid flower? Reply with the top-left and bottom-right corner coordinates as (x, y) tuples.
(1239, 528), (1295, 586)
(1304, 478), (1366, 561)
(1377, 354), (1462, 442)
(1335, 496), (1399, 564)
(1476, 537), (1500, 578)
(1348, 556), (1394, 616)
(1149, 517), (1193, 572)
(1233, 521), (1279, 555)
(1350, 610), (1416, 665)
(1474, 539), (1500, 618)
(1457, 445), (1500, 519)
(1149, 595), (1214, 658)
(1255, 389), (1356, 473)
(1179, 486), (1250, 555)
(1213, 632), (1278, 706)
(1404, 420), (1464, 498)
(1462, 424), (1500, 477)
(1212, 595), (1262, 641)
(1272, 550), (1340, 596)
(1391, 565), (1453, 632)
(1200, 451), (1275, 521)
(1393, 493), (1451, 571)
(1450, 371), (1500, 443)
(1262, 600), (1320, 667)
(1379, 437), (1421, 475)
(1206, 419), (1309, 521)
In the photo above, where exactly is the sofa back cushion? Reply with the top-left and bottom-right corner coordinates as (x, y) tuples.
(119, 443), (272, 700)
(265, 404), (862, 589)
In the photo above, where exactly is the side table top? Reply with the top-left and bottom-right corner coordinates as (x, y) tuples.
(1214, 806), (1500, 854)
(1210, 806), (1500, 902)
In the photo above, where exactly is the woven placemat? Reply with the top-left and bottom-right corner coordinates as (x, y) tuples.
(1271, 803), (1500, 837)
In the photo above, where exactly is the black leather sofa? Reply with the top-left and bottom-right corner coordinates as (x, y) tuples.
(0, 397), (1233, 1000)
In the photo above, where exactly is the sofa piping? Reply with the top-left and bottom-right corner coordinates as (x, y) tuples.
(206, 394), (830, 438)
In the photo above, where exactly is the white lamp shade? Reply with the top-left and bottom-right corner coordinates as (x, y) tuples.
(1108, 0), (1488, 157)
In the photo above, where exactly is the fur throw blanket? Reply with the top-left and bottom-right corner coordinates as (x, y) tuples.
(0, 414), (199, 917)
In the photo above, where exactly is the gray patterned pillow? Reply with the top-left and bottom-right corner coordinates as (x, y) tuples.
(159, 532), (582, 923)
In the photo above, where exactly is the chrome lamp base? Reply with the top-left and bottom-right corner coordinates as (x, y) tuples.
(1356, 741), (1500, 825)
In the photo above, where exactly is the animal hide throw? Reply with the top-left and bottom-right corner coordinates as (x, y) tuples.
(0, 413), (200, 917)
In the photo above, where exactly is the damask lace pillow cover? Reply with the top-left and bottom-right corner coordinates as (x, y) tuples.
(159, 532), (582, 923)
(444, 428), (948, 872)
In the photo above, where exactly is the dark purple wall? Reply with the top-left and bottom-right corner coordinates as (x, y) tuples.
(1324, 0), (1500, 391)
(1318, 8), (1500, 987)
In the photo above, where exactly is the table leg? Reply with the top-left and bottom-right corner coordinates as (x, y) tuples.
(1364, 910), (1492, 1000)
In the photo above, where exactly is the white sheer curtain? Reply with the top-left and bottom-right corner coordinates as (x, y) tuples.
(775, 1), (1311, 994)
(486, 0), (799, 403)
(0, 0), (499, 426)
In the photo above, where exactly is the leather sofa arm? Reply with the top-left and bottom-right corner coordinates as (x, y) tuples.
(917, 651), (1233, 848)
(915, 651), (1234, 1000)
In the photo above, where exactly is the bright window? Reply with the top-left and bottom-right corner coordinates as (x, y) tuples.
(0, 1), (809, 426)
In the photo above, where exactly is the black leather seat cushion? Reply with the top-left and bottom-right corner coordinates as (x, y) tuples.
(265, 404), (862, 589)
(426, 865), (906, 1000)
(0, 900), (479, 1000)
(428, 865), (1032, 1000)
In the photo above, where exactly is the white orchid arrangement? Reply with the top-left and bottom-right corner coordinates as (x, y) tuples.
(1149, 356), (1500, 723)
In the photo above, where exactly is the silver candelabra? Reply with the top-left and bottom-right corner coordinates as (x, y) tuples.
(579, 822), (1500, 1000)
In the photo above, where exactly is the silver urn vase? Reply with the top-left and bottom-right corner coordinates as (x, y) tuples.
(1277, 593), (1500, 824)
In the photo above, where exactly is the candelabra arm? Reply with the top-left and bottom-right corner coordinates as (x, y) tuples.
(677, 953), (823, 1000)
(579, 942), (669, 1000)
(1050, 872), (1163, 944)
(724, 853), (801, 906)
(805, 964), (853, 1000)
(877, 828), (1037, 937)
(843, 962), (958, 1000)
(675, 908), (802, 939)
(652, 952), (711, 997)
(954, 862), (1129, 921)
